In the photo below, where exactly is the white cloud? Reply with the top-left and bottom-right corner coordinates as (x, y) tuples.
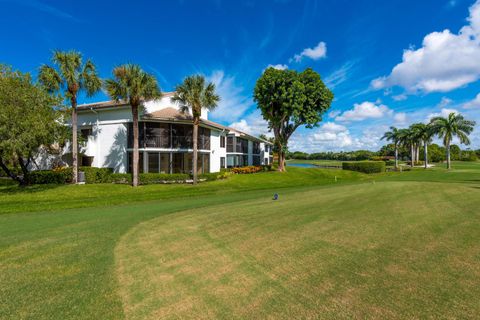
(291, 41), (327, 62)
(289, 123), (387, 152)
(207, 70), (252, 122)
(426, 108), (459, 122)
(371, 0), (480, 93)
(336, 101), (392, 122)
(265, 64), (288, 70)
(328, 110), (341, 118)
(437, 97), (453, 108)
(324, 61), (355, 89)
(228, 110), (272, 137)
(392, 94), (407, 101)
(462, 93), (480, 109)
(393, 112), (408, 125)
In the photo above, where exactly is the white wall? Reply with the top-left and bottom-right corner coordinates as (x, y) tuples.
(210, 130), (226, 172)
(97, 123), (128, 173)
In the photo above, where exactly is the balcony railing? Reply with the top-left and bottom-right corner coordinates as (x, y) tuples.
(129, 135), (210, 150)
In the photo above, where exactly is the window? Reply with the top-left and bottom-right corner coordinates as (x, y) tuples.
(253, 141), (260, 154)
(198, 127), (211, 150)
(220, 136), (226, 148)
(220, 157), (225, 168)
(160, 153), (170, 173)
(81, 128), (93, 140)
(127, 151), (144, 173)
(253, 155), (261, 166)
(265, 158), (269, 165)
(81, 156), (93, 167)
(148, 152), (159, 173)
(227, 136), (234, 152)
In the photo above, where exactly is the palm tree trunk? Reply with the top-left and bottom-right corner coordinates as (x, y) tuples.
(411, 144), (414, 168)
(424, 140), (428, 169)
(192, 117), (199, 184)
(446, 141), (451, 170)
(132, 105), (139, 187)
(394, 145), (398, 169)
(416, 145), (420, 162)
(71, 97), (78, 184)
(192, 118), (199, 185)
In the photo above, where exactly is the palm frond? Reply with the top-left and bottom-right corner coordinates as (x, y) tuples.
(38, 65), (62, 92)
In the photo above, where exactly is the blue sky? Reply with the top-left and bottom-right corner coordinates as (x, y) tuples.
(1, 0), (480, 152)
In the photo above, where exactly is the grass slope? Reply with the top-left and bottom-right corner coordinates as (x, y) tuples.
(116, 181), (480, 319)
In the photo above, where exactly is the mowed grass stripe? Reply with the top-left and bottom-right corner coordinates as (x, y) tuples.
(115, 181), (480, 319)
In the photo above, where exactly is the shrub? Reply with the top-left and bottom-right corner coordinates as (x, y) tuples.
(79, 167), (113, 184)
(139, 173), (190, 184)
(342, 161), (386, 174)
(460, 152), (478, 162)
(231, 166), (263, 174)
(27, 167), (72, 184)
(110, 173), (132, 184)
(198, 171), (232, 181)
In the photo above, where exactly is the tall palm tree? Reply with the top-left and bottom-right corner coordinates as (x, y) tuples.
(430, 112), (476, 169)
(171, 75), (220, 185)
(104, 64), (162, 186)
(381, 126), (401, 169)
(398, 128), (416, 168)
(411, 123), (434, 169)
(39, 50), (101, 183)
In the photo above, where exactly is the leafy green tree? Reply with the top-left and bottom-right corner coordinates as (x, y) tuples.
(39, 50), (101, 183)
(430, 113), (476, 169)
(424, 143), (445, 163)
(0, 65), (65, 185)
(105, 64), (162, 186)
(171, 75), (219, 184)
(254, 67), (333, 171)
(381, 126), (401, 169)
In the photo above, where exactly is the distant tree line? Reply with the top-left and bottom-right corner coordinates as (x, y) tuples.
(287, 144), (479, 163)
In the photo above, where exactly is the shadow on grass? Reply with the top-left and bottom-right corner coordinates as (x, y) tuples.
(0, 182), (64, 195)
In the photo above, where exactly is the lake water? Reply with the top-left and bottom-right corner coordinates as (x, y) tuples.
(286, 163), (318, 168)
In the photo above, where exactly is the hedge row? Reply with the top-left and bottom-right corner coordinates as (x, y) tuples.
(342, 161), (386, 174)
(139, 173), (190, 184)
(27, 167), (73, 184)
(231, 165), (272, 174)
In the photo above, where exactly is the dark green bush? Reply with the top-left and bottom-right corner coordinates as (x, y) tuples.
(139, 173), (190, 184)
(342, 161), (386, 174)
(79, 167), (113, 184)
(27, 168), (72, 184)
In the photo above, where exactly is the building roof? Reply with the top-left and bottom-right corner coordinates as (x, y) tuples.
(76, 92), (176, 111)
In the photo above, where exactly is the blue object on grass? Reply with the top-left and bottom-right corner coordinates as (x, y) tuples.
(273, 193), (278, 200)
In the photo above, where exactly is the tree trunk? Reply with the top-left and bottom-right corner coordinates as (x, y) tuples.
(410, 144), (414, 168)
(192, 118), (199, 185)
(132, 104), (139, 187)
(71, 97), (78, 184)
(446, 141), (451, 170)
(278, 151), (286, 172)
(394, 144), (398, 170)
(424, 141), (428, 169)
(416, 145), (420, 162)
(0, 158), (25, 185)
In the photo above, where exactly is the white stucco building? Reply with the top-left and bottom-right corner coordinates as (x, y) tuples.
(73, 92), (273, 174)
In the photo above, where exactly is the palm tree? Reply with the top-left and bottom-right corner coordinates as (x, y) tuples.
(411, 123), (434, 169)
(39, 50), (101, 183)
(397, 128), (415, 168)
(381, 126), (401, 169)
(104, 64), (162, 186)
(171, 75), (220, 184)
(430, 112), (476, 169)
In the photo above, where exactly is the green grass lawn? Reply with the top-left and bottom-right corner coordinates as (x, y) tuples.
(1, 162), (480, 319)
